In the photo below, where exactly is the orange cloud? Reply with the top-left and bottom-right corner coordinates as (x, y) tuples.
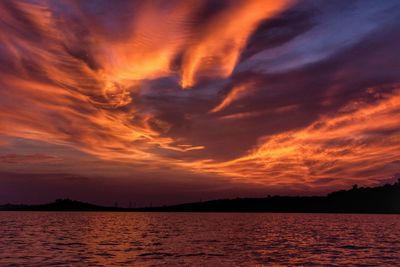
(210, 81), (255, 113)
(197, 86), (400, 188)
(180, 0), (291, 88)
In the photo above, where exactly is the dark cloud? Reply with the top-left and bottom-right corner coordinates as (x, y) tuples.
(242, 8), (316, 60)
(0, 154), (60, 164)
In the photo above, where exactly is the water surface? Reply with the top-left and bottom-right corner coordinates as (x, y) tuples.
(1, 212), (399, 266)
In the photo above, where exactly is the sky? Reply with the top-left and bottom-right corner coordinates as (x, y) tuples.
(0, 0), (399, 206)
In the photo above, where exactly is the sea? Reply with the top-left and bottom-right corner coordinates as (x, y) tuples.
(1, 212), (399, 266)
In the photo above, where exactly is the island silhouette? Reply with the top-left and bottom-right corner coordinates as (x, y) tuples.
(2, 179), (400, 213)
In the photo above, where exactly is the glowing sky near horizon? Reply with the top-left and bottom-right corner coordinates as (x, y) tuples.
(0, 0), (400, 205)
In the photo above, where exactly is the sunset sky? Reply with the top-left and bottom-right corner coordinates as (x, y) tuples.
(1, 0), (399, 206)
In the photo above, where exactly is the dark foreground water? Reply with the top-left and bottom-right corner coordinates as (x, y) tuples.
(0, 212), (399, 266)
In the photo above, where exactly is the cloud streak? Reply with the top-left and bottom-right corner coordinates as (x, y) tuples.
(0, 153), (60, 164)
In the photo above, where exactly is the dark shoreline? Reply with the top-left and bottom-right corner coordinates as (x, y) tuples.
(2, 179), (400, 214)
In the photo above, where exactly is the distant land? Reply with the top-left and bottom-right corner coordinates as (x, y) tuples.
(1, 179), (400, 214)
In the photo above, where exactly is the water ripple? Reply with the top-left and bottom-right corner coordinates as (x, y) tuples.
(0, 212), (399, 266)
